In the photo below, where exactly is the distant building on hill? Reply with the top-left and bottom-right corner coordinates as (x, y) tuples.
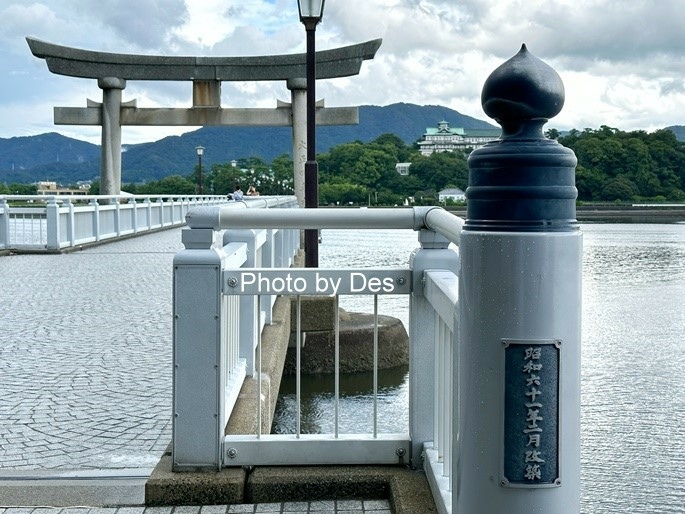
(418, 120), (500, 156)
(395, 162), (411, 175)
(438, 188), (466, 203)
(36, 181), (90, 195)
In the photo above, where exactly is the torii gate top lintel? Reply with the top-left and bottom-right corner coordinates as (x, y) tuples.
(26, 36), (382, 201)
(26, 36), (382, 82)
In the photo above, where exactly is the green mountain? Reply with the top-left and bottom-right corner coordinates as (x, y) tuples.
(0, 132), (100, 183)
(666, 125), (685, 142)
(0, 103), (496, 184)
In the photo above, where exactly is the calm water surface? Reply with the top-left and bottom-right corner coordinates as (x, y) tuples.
(274, 223), (685, 514)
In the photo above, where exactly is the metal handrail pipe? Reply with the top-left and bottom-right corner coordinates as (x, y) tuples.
(186, 205), (464, 245)
(424, 207), (464, 246)
(0, 193), (229, 203)
(241, 196), (288, 209)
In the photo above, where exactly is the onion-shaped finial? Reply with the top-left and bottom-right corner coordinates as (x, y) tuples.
(481, 44), (565, 138)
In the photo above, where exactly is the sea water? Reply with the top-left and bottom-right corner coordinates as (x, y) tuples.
(273, 223), (685, 514)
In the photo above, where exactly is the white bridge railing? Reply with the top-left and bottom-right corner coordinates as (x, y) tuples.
(0, 194), (228, 252)
(172, 203), (461, 513)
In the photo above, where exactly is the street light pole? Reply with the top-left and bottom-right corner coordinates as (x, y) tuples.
(195, 145), (205, 195)
(298, 0), (325, 268)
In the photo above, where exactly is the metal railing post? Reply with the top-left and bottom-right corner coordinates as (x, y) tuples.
(90, 198), (100, 241)
(0, 197), (8, 249)
(159, 197), (165, 227)
(408, 228), (459, 469)
(456, 45), (581, 512)
(131, 198), (138, 234)
(261, 229), (276, 324)
(63, 198), (75, 246)
(146, 197), (153, 230)
(169, 197), (175, 225)
(114, 197), (121, 236)
(172, 227), (226, 470)
(223, 228), (263, 376)
(45, 196), (61, 250)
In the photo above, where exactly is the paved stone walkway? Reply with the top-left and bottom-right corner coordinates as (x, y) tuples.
(0, 230), (395, 512)
(0, 500), (392, 513)
(0, 230), (182, 472)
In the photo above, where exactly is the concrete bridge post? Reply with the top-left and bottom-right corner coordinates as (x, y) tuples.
(457, 45), (581, 512)
(98, 77), (126, 197)
(172, 228), (226, 470)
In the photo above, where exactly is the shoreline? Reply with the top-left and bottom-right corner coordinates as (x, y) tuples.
(445, 204), (685, 224)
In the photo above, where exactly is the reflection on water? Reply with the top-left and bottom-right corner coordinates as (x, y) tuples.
(272, 366), (409, 435)
(581, 224), (685, 513)
(583, 224), (685, 286)
(272, 229), (418, 436)
(272, 224), (685, 514)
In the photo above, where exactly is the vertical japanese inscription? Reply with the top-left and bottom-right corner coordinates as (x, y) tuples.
(502, 339), (560, 487)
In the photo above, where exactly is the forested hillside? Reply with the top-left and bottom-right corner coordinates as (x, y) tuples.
(556, 126), (685, 202)
(0, 103), (495, 184)
(2, 115), (685, 205)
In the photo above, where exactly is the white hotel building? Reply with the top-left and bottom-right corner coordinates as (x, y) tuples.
(417, 120), (500, 156)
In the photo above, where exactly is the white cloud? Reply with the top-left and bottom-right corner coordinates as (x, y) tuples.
(2, 0), (685, 145)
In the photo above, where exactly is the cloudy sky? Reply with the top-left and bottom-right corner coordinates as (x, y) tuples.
(1, 0), (685, 145)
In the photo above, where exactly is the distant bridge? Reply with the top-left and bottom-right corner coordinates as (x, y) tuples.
(0, 193), (228, 253)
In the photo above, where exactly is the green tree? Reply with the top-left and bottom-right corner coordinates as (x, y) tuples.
(3, 183), (38, 195)
(137, 175), (195, 195)
(545, 128), (560, 140)
(207, 163), (246, 195)
(319, 182), (367, 205)
(602, 176), (639, 201)
(270, 154), (295, 194)
(575, 165), (606, 201)
(372, 133), (415, 162)
(559, 126), (685, 202)
(408, 151), (468, 194)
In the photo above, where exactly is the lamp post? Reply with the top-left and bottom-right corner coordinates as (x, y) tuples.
(195, 146), (205, 195)
(298, 0), (325, 268)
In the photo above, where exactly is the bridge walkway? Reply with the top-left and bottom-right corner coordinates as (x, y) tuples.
(0, 228), (392, 512)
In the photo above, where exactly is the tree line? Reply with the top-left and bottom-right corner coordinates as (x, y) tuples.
(92, 133), (470, 206)
(4, 126), (685, 204)
(552, 126), (685, 202)
(118, 127), (685, 205)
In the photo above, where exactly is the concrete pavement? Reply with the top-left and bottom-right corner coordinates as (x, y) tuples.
(0, 229), (405, 512)
(0, 229), (182, 475)
(0, 500), (392, 513)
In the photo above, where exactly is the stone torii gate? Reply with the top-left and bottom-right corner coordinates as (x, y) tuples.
(27, 37), (382, 202)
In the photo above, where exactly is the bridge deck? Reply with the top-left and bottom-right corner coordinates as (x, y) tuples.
(0, 228), (413, 511)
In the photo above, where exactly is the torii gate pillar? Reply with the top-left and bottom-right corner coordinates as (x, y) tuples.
(287, 78), (307, 208)
(98, 77), (126, 196)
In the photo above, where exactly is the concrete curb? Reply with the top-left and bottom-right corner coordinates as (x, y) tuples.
(247, 465), (437, 514)
(0, 475), (148, 507)
(146, 454), (245, 506)
(146, 458), (437, 513)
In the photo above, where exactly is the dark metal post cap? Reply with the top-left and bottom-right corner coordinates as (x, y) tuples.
(465, 45), (578, 231)
(481, 44), (565, 139)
